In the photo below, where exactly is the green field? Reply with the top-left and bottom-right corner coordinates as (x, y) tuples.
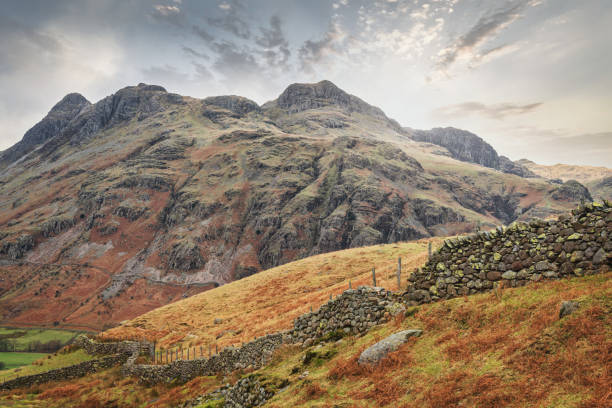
(0, 327), (81, 352)
(0, 352), (47, 371)
(0, 349), (94, 382)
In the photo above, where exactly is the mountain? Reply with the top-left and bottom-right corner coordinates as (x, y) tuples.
(0, 81), (593, 331)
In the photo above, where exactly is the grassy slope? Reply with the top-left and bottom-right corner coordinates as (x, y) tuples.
(101, 238), (445, 350)
(2, 273), (609, 408)
(260, 273), (611, 408)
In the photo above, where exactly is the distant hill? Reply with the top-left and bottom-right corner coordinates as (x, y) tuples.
(517, 159), (612, 200)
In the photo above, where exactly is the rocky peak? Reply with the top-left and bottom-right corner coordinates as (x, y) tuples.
(50, 93), (91, 114)
(0, 92), (91, 167)
(203, 95), (260, 116)
(266, 80), (387, 119)
(63, 83), (173, 144)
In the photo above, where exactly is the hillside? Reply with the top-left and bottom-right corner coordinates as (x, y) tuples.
(2, 272), (609, 407)
(0, 81), (593, 331)
(0, 201), (610, 407)
(100, 238), (443, 350)
(518, 159), (612, 200)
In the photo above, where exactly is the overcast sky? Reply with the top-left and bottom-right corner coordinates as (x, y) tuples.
(1, 0), (611, 167)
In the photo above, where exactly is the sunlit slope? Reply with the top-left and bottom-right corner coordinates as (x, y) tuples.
(101, 238), (444, 349)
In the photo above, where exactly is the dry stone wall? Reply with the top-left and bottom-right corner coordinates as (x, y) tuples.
(0, 353), (128, 391)
(123, 287), (397, 385)
(405, 202), (611, 304)
(291, 286), (395, 346)
(75, 335), (152, 357)
(123, 333), (285, 385)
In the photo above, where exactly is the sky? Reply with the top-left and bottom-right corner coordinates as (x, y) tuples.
(1, 0), (611, 167)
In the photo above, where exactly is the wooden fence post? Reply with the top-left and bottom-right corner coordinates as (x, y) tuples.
(349, 280), (352, 289)
(187, 348), (190, 360)
(209, 344), (211, 357)
(215, 344), (218, 354)
(200, 346), (203, 358)
(372, 267), (376, 287)
(397, 257), (401, 290)
(428, 242), (432, 258)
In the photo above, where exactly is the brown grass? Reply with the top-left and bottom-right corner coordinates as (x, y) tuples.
(101, 238), (443, 349)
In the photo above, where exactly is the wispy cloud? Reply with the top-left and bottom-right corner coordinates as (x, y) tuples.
(434, 0), (542, 76)
(433, 101), (543, 120)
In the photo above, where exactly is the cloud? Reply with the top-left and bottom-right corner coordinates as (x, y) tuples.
(193, 25), (215, 43)
(182, 46), (209, 60)
(433, 101), (543, 120)
(434, 0), (540, 74)
(207, 0), (251, 39)
(192, 62), (214, 81)
(150, 4), (183, 27)
(210, 41), (259, 79)
(141, 64), (190, 84)
(153, 5), (180, 16)
(255, 15), (290, 67)
(298, 20), (346, 73)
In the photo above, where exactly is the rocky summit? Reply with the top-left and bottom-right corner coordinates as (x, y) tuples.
(0, 80), (604, 331)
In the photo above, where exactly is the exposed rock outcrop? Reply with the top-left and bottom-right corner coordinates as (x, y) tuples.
(203, 95), (260, 116)
(166, 240), (206, 271)
(499, 155), (537, 178)
(551, 180), (592, 202)
(411, 128), (536, 178)
(411, 127), (500, 169)
(273, 80), (374, 114)
(0, 93), (90, 167)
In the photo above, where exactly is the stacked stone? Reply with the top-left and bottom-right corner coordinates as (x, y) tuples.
(123, 333), (285, 385)
(405, 202), (611, 304)
(180, 375), (275, 408)
(123, 288), (399, 385)
(0, 354), (129, 391)
(221, 376), (275, 408)
(75, 335), (152, 357)
(291, 286), (393, 346)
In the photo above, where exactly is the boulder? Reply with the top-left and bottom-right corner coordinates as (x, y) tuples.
(559, 301), (579, 319)
(358, 329), (422, 366)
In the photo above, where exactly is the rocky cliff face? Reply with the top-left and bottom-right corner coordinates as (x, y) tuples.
(410, 127), (536, 178)
(411, 127), (500, 169)
(0, 80), (589, 330)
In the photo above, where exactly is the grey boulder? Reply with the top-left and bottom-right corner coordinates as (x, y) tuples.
(358, 329), (422, 366)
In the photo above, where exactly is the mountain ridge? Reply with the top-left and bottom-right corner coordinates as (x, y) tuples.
(0, 80), (598, 331)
